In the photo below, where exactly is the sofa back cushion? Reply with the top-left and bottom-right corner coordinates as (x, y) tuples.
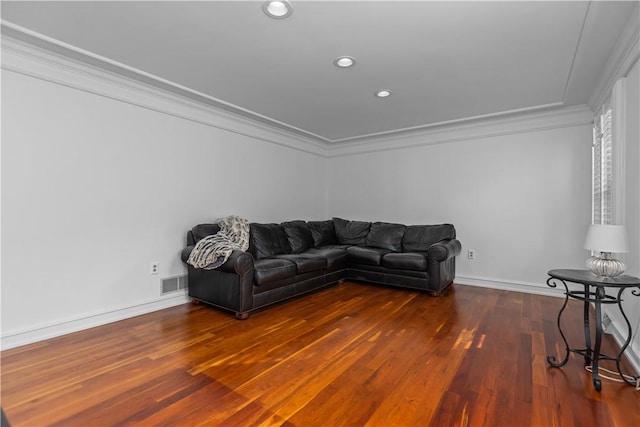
(402, 224), (456, 252)
(366, 222), (406, 252)
(308, 220), (337, 247)
(281, 220), (314, 253)
(191, 223), (221, 242)
(249, 223), (292, 259)
(333, 217), (371, 245)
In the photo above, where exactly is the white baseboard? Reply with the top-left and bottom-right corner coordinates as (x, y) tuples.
(1, 292), (189, 351)
(606, 317), (640, 376)
(455, 275), (565, 298)
(456, 275), (640, 376)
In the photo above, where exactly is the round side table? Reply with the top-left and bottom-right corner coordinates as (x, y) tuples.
(546, 269), (640, 391)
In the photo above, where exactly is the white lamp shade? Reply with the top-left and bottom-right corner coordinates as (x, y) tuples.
(584, 224), (629, 253)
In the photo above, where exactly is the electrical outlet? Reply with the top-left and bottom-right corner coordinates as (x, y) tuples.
(150, 262), (159, 275)
(467, 249), (476, 260)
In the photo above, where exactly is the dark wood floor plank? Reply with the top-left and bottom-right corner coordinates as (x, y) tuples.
(1, 282), (639, 427)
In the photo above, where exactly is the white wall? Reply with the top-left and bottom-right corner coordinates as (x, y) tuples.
(1, 51), (328, 348)
(329, 120), (593, 294)
(602, 58), (640, 371)
(622, 59), (640, 277)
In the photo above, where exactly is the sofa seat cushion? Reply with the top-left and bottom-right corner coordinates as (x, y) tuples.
(253, 258), (297, 285)
(315, 244), (351, 250)
(382, 252), (428, 271)
(346, 246), (390, 266)
(274, 254), (327, 274)
(304, 247), (349, 270)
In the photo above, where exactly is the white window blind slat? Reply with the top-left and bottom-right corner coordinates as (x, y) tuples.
(592, 100), (613, 225)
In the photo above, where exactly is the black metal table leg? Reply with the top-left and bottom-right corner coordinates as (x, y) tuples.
(591, 286), (605, 391)
(583, 284), (592, 366)
(546, 277), (570, 367)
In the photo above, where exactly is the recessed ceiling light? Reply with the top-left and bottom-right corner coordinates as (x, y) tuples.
(375, 90), (392, 98)
(334, 56), (356, 68)
(262, 1), (292, 19)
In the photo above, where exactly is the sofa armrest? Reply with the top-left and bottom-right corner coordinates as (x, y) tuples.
(426, 239), (461, 294)
(217, 250), (254, 275)
(181, 245), (195, 263)
(427, 239), (462, 262)
(185, 249), (255, 318)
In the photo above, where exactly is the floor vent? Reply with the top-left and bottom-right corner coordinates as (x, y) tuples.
(177, 275), (188, 290)
(161, 275), (188, 295)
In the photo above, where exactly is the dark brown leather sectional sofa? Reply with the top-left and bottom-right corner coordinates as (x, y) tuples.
(181, 217), (461, 319)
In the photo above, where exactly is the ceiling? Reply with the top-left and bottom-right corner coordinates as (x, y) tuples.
(1, 1), (637, 144)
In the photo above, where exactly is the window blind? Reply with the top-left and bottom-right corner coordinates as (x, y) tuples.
(592, 99), (613, 225)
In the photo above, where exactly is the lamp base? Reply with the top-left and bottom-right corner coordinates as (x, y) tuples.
(586, 252), (625, 277)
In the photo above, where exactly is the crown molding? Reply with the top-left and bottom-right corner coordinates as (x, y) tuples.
(0, 20), (600, 159)
(588, 2), (640, 110)
(1, 26), (330, 157)
(327, 101), (566, 145)
(328, 104), (594, 158)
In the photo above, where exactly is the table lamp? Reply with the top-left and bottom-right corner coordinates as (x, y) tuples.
(584, 224), (629, 277)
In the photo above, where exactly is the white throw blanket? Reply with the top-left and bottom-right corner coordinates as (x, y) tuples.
(187, 216), (250, 269)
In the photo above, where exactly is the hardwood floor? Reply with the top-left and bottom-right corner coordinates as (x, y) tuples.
(1, 282), (639, 426)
